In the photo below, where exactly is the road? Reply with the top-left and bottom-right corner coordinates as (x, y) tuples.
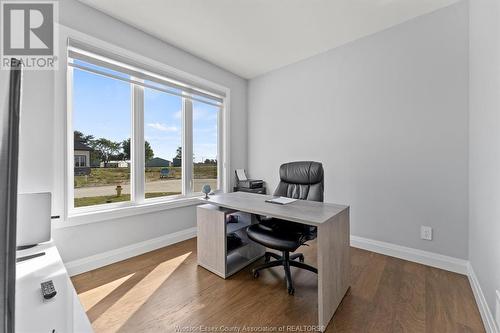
(74, 178), (218, 198)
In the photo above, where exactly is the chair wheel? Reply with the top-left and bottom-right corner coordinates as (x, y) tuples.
(253, 270), (259, 278)
(288, 287), (295, 295)
(299, 255), (304, 263)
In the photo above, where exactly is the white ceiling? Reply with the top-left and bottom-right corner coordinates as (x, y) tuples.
(78, 0), (460, 79)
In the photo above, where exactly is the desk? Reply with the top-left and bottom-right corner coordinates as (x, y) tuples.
(196, 192), (350, 331)
(16, 241), (93, 332)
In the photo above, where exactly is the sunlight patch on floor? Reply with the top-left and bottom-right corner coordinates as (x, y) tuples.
(90, 252), (191, 333)
(79, 273), (134, 310)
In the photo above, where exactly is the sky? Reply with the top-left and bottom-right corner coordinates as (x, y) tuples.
(72, 63), (218, 163)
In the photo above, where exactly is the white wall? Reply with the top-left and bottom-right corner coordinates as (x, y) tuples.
(17, 0), (247, 263)
(469, 0), (500, 322)
(248, 2), (469, 259)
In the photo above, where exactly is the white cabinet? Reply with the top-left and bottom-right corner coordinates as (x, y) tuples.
(16, 241), (92, 333)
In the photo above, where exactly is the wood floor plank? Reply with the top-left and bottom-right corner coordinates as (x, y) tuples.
(424, 266), (485, 333)
(392, 260), (426, 333)
(349, 250), (387, 302)
(364, 256), (404, 333)
(71, 238), (485, 333)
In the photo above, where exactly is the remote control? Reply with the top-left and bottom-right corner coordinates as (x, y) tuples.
(41, 280), (57, 300)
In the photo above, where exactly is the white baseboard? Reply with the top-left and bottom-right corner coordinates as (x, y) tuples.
(65, 227), (197, 276)
(467, 263), (499, 333)
(350, 235), (468, 274)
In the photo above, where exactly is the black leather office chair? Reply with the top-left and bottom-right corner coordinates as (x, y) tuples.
(246, 161), (324, 295)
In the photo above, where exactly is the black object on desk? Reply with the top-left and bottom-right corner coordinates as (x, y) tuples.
(238, 179), (264, 189)
(41, 280), (57, 300)
(233, 186), (266, 194)
(234, 169), (265, 194)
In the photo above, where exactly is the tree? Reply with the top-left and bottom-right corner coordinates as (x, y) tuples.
(122, 139), (131, 160)
(91, 138), (121, 166)
(74, 130), (94, 145)
(204, 159), (217, 165)
(121, 138), (154, 162)
(145, 141), (154, 161)
(175, 146), (182, 159)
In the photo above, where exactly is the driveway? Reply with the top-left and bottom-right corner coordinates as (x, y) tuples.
(74, 178), (218, 198)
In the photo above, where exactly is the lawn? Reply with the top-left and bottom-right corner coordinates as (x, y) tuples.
(74, 192), (181, 207)
(193, 164), (218, 179)
(75, 165), (217, 188)
(75, 168), (131, 188)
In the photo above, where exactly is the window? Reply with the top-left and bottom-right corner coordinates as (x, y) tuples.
(67, 40), (226, 213)
(74, 155), (87, 167)
(144, 87), (182, 199)
(72, 61), (132, 208)
(192, 100), (219, 192)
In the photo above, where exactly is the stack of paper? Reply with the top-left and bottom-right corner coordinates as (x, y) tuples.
(265, 197), (298, 205)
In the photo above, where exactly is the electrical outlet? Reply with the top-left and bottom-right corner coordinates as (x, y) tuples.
(420, 226), (432, 241)
(495, 290), (500, 329)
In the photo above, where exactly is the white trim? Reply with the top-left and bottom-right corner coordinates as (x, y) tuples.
(65, 57), (74, 217)
(64, 227), (197, 276)
(217, 107), (222, 190)
(497, 290), (500, 330)
(182, 98), (193, 194)
(59, 24), (231, 224)
(496, 290), (500, 330)
(53, 196), (202, 229)
(132, 83), (145, 204)
(222, 94), (231, 193)
(467, 263), (500, 333)
(350, 235), (468, 274)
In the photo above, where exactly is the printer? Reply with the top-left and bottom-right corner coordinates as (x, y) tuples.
(238, 179), (264, 189)
(235, 169), (264, 189)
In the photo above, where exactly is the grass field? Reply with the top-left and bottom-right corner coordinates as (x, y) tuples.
(74, 192), (181, 207)
(75, 165), (217, 188)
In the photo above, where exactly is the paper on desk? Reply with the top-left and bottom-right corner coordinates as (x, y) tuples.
(236, 169), (247, 181)
(265, 197), (298, 205)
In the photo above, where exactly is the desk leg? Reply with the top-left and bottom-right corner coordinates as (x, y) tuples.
(317, 207), (350, 331)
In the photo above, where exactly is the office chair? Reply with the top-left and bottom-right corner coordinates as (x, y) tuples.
(246, 161), (323, 295)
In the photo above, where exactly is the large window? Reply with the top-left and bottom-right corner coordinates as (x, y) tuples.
(67, 41), (226, 212)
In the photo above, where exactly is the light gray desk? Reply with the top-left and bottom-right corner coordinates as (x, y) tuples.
(196, 191), (350, 331)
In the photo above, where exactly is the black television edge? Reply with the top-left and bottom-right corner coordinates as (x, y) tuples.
(1, 58), (22, 333)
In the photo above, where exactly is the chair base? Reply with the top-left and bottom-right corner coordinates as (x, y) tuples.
(251, 251), (318, 295)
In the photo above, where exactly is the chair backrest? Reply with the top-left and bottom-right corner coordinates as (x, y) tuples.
(273, 161), (324, 202)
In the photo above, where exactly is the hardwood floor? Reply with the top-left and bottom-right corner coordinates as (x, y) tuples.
(71, 238), (484, 333)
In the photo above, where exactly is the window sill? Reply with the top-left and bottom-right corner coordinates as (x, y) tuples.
(53, 196), (204, 229)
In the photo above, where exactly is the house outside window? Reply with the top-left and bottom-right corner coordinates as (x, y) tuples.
(74, 140), (92, 176)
